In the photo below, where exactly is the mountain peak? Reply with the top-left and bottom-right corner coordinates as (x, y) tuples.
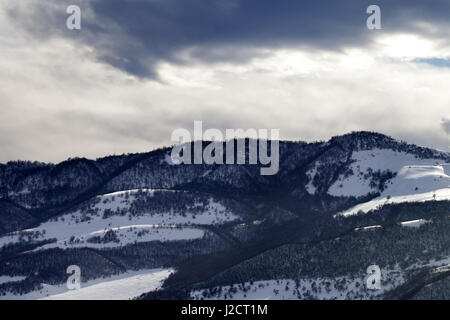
(328, 131), (448, 160)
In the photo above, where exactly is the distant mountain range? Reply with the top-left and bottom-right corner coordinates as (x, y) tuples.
(1, 131), (450, 300)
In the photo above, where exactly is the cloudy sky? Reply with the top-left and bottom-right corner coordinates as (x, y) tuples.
(2, 0), (450, 163)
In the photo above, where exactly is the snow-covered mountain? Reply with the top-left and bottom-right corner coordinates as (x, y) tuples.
(1, 131), (450, 300)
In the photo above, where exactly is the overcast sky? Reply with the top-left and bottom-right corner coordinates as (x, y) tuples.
(2, 0), (450, 163)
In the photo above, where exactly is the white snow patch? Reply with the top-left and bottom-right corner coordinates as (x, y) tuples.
(329, 149), (446, 197)
(400, 219), (430, 228)
(0, 268), (173, 300)
(0, 191), (236, 250)
(191, 271), (403, 300)
(0, 276), (26, 285)
(337, 162), (450, 216)
(338, 188), (450, 217)
(34, 226), (205, 251)
(305, 164), (319, 195)
(93, 191), (237, 225)
(355, 225), (382, 231)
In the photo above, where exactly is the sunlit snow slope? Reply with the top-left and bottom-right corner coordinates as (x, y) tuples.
(332, 150), (450, 216)
(0, 189), (238, 251)
(0, 268), (173, 300)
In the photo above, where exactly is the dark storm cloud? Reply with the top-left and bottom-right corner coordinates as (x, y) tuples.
(9, 0), (450, 78)
(83, 0), (371, 77)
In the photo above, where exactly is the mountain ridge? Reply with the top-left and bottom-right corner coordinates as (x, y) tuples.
(2, 131), (450, 299)
(1, 131), (448, 221)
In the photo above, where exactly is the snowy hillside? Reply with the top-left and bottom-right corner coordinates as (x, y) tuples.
(0, 268), (173, 300)
(331, 151), (450, 216)
(328, 149), (444, 197)
(41, 268), (173, 300)
(0, 189), (239, 251)
(191, 274), (400, 300)
(2, 131), (450, 300)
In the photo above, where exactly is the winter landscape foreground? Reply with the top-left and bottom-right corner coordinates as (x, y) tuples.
(2, 132), (450, 300)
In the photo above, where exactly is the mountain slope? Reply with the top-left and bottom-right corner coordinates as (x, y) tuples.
(1, 131), (450, 300)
